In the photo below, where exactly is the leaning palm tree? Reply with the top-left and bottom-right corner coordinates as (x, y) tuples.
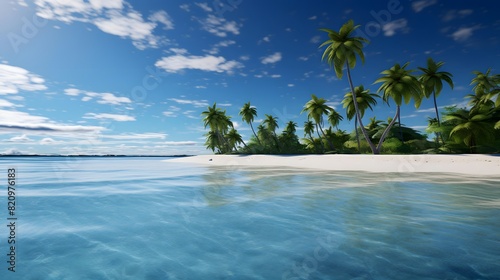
(342, 85), (378, 152)
(320, 20), (375, 153)
(301, 94), (334, 150)
(327, 109), (344, 129)
(239, 102), (261, 145)
(226, 128), (246, 152)
(374, 62), (422, 153)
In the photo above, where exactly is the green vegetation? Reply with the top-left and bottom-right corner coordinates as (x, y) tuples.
(201, 20), (500, 155)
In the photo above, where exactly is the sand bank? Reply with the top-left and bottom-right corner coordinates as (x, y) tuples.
(169, 154), (500, 176)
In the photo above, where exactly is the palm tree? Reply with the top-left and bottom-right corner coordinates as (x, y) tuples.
(304, 120), (321, 153)
(342, 85), (378, 152)
(262, 114), (280, 151)
(239, 102), (261, 145)
(327, 109), (344, 129)
(418, 58), (454, 145)
(202, 103), (233, 153)
(320, 20), (376, 153)
(302, 94), (334, 150)
(418, 58), (454, 125)
(284, 121), (297, 135)
(374, 62), (422, 153)
(226, 128), (246, 152)
(445, 107), (495, 153)
(470, 69), (500, 107)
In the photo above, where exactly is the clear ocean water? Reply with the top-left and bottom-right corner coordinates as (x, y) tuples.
(1, 157), (499, 279)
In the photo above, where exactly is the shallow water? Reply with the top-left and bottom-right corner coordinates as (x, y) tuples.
(1, 157), (499, 279)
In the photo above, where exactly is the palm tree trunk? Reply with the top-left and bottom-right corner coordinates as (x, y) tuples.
(376, 106), (400, 152)
(250, 122), (261, 145)
(398, 113), (403, 141)
(433, 92), (446, 146)
(355, 118), (361, 153)
(318, 123), (335, 151)
(314, 123), (325, 153)
(345, 63), (378, 154)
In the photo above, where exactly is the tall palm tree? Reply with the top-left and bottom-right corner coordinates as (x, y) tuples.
(374, 62), (422, 153)
(262, 114), (280, 151)
(302, 94), (334, 150)
(418, 58), (454, 145)
(239, 102), (261, 145)
(202, 103), (233, 153)
(284, 121), (297, 135)
(342, 85), (378, 152)
(320, 20), (376, 153)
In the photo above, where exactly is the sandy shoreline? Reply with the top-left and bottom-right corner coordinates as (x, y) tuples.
(169, 154), (500, 176)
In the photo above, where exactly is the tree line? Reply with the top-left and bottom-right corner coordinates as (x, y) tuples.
(201, 20), (500, 155)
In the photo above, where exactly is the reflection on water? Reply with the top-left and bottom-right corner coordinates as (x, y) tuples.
(0, 157), (499, 279)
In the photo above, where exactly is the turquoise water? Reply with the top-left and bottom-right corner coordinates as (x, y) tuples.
(1, 157), (499, 279)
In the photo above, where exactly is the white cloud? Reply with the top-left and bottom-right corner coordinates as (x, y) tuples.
(206, 40), (236, 54)
(163, 141), (197, 146)
(308, 16), (317, 20)
(9, 134), (33, 142)
(40, 137), (58, 145)
(33, 0), (172, 50)
(149, 10), (174, 30)
(412, 0), (437, 13)
(451, 26), (480, 42)
(64, 88), (131, 105)
(0, 109), (104, 134)
(383, 19), (408, 36)
(195, 2), (213, 12)
(442, 9), (473, 22)
(155, 54), (243, 73)
(271, 74), (281, 78)
(83, 113), (135, 121)
(310, 36), (321, 44)
(0, 64), (47, 95)
(169, 98), (209, 108)
(100, 133), (166, 140)
(261, 52), (282, 64)
(288, 84), (295, 87)
(97, 93), (131, 105)
(201, 15), (240, 37)
(179, 4), (190, 12)
(170, 48), (188, 55)
(163, 111), (177, 117)
(0, 99), (19, 108)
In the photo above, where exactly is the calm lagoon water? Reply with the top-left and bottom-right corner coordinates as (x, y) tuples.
(1, 157), (499, 279)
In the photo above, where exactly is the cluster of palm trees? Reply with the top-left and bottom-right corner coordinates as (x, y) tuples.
(201, 20), (500, 155)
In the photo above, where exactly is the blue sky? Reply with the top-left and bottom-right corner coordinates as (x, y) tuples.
(1, 0), (499, 155)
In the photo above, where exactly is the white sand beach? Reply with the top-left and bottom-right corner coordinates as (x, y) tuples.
(170, 154), (500, 176)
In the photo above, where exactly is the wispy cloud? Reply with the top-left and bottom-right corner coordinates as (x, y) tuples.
(168, 98), (209, 108)
(450, 26), (480, 42)
(83, 113), (136, 121)
(383, 19), (408, 36)
(0, 109), (104, 134)
(442, 9), (473, 22)
(412, 0), (437, 13)
(195, 2), (213, 12)
(64, 88), (131, 105)
(261, 52), (282, 64)
(155, 54), (243, 73)
(0, 64), (47, 95)
(32, 0), (172, 49)
(200, 15), (240, 37)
